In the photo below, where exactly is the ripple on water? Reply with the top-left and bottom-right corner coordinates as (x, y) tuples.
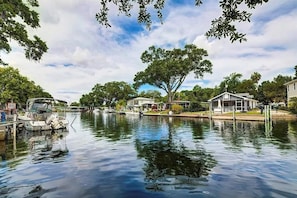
(1, 114), (297, 197)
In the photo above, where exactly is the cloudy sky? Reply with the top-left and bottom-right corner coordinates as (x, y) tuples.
(2, 0), (297, 103)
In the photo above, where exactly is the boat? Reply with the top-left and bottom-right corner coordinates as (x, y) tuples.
(125, 111), (144, 116)
(18, 98), (69, 131)
(103, 107), (116, 113)
(66, 106), (88, 112)
(93, 108), (100, 114)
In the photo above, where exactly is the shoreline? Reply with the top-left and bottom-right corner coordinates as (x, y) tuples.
(143, 111), (297, 121)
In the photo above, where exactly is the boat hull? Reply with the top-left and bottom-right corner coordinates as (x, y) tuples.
(18, 114), (69, 132)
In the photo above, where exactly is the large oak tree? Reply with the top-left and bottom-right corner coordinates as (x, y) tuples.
(133, 44), (212, 103)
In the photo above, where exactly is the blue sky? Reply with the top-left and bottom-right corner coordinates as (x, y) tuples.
(1, 0), (297, 103)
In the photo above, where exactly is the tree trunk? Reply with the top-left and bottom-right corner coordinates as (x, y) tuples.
(167, 91), (174, 103)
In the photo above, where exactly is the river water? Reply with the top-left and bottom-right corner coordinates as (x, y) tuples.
(0, 112), (297, 198)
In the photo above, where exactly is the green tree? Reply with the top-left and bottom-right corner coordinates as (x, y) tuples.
(70, 101), (80, 106)
(138, 90), (162, 101)
(81, 81), (137, 108)
(256, 83), (269, 104)
(238, 72), (261, 98)
(91, 83), (106, 106)
(192, 85), (217, 102)
(104, 81), (137, 107)
(96, 0), (269, 42)
(259, 75), (292, 104)
(134, 44), (212, 103)
(0, 66), (51, 108)
(177, 90), (192, 101)
(250, 72), (261, 84)
(294, 65), (297, 79)
(219, 72), (242, 93)
(80, 93), (94, 108)
(179, 85), (217, 111)
(0, 0), (48, 64)
(288, 97), (297, 113)
(236, 79), (256, 94)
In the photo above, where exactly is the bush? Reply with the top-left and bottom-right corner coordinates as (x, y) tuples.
(171, 104), (183, 114)
(288, 97), (297, 114)
(186, 101), (207, 112)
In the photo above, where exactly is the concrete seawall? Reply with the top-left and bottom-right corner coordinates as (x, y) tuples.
(143, 111), (297, 121)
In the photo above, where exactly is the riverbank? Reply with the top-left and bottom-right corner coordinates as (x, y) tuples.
(143, 110), (297, 121)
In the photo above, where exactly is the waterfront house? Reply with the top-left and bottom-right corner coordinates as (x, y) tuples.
(284, 79), (297, 105)
(126, 97), (160, 112)
(208, 92), (258, 113)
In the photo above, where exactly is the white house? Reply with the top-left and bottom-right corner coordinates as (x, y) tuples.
(208, 92), (258, 113)
(126, 97), (159, 112)
(284, 79), (297, 105)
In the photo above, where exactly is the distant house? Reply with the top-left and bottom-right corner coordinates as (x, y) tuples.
(126, 97), (160, 112)
(208, 92), (258, 113)
(66, 106), (88, 112)
(284, 79), (297, 105)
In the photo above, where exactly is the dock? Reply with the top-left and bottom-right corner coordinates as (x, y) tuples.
(0, 114), (21, 141)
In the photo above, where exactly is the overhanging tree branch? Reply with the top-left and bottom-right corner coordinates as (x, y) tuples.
(96, 0), (270, 42)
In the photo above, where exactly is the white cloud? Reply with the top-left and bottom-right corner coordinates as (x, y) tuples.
(1, 0), (296, 103)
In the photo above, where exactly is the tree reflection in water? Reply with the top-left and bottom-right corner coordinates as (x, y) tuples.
(82, 112), (133, 141)
(135, 118), (217, 191)
(211, 119), (297, 151)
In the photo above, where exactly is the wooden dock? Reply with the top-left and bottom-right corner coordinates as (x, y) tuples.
(0, 125), (6, 140)
(0, 114), (19, 141)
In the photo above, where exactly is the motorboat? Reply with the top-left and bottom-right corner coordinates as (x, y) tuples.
(18, 98), (69, 131)
(103, 107), (116, 113)
(93, 108), (100, 114)
(125, 110), (144, 116)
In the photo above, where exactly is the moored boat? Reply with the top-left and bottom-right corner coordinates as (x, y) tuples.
(18, 98), (69, 131)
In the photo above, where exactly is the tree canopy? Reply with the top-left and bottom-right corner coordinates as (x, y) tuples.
(0, 0), (48, 65)
(219, 72), (243, 93)
(80, 81), (137, 108)
(133, 44), (212, 103)
(258, 75), (292, 104)
(1, 0), (271, 62)
(0, 66), (52, 108)
(96, 0), (270, 42)
(138, 90), (163, 102)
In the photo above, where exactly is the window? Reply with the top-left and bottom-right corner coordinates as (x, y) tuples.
(236, 100), (242, 111)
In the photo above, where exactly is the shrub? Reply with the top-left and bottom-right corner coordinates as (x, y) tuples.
(288, 97), (297, 114)
(171, 104), (183, 114)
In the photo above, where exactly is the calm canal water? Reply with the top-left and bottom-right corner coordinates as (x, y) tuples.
(0, 112), (297, 198)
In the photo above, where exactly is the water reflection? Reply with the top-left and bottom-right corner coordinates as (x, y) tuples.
(211, 119), (297, 151)
(272, 120), (297, 150)
(81, 112), (133, 141)
(135, 117), (217, 191)
(0, 112), (296, 197)
(0, 129), (69, 197)
(82, 113), (217, 191)
(136, 139), (216, 191)
(1, 130), (68, 162)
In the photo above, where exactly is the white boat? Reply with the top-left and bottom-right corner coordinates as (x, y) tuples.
(125, 111), (144, 116)
(18, 98), (69, 131)
(103, 107), (116, 113)
(93, 108), (100, 114)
